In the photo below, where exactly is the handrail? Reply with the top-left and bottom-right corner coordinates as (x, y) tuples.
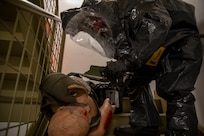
(3, 0), (61, 22)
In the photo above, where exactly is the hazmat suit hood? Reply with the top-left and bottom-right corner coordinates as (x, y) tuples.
(61, 0), (126, 59)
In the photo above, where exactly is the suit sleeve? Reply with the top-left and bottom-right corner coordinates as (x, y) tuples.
(117, 1), (172, 70)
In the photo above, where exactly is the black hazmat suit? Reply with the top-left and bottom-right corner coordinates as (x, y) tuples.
(60, 0), (203, 135)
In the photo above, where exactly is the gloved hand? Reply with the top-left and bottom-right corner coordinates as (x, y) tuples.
(105, 60), (128, 81)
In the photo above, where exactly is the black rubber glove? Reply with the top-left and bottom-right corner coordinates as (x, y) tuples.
(106, 60), (128, 81)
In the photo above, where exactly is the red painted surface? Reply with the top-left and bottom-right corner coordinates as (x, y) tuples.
(103, 111), (113, 131)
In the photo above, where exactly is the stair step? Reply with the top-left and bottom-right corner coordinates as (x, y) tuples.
(122, 97), (164, 113)
(0, 31), (24, 41)
(106, 113), (166, 135)
(106, 96), (167, 135)
(0, 65), (30, 75)
(122, 97), (130, 113)
(106, 113), (130, 136)
(0, 89), (39, 100)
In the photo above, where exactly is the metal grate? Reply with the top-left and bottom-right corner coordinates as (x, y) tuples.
(0, 0), (65, 135)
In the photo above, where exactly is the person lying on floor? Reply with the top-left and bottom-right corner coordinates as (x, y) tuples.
(39, 72), (116, 136)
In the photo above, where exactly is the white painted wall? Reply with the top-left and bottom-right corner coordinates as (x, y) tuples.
(59, 0), (204, 127)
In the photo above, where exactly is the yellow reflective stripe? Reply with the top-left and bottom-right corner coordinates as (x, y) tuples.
(146, 46), (165, 66)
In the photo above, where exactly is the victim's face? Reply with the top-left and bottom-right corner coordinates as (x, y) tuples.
(50, 84), (98, 122)
(48, 105), (90, 136)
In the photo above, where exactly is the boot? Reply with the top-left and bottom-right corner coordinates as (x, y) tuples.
(165, 93), (198, 136)
(114, 84), (161, 136)
(114, 125), (159, 136)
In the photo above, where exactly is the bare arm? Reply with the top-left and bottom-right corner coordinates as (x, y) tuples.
(88, 98), (116, 136)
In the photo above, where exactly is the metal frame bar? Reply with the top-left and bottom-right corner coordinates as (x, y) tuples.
(0, 0), (65, 135)
(2, 0), (61, 22)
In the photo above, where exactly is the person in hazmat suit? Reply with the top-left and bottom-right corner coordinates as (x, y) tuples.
(60, 0), (203, 135)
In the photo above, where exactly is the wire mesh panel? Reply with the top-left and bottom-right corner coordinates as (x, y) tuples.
(0, 0), (65, 135)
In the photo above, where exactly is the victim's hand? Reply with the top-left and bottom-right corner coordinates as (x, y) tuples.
(88, 98), (116, 136)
